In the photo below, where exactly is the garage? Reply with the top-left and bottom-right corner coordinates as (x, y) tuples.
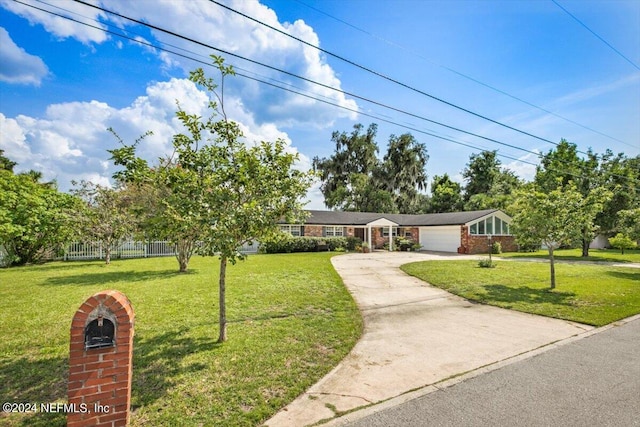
(419, 226), (461, 252)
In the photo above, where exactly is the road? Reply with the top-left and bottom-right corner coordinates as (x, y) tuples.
(346, 317), (640, 427)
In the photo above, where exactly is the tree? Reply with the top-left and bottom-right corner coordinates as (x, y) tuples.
(313, 123), (394, 212)
(462, 150), (501, 202)
(108, 129), (202, 273)
(429, 174), (463, 213)
(0, 166), (79, 266)
(0, 149), (17, 172)
(380, 133), (429, 213)
(534, 140), (612, 257)
(618, 209), (640, 240)
(71, 181), (137, 265)
(608, 233), (637, 254)
(510, 181), (606, 289)
(597, 152), (639, 236)
(111, 56), (313, 342)
(466, 168), (522, 212)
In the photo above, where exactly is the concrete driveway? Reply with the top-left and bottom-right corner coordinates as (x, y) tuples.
(264, 252), (593, 427)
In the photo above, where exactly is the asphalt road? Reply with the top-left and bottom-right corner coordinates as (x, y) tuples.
(346, 318), (640, 427)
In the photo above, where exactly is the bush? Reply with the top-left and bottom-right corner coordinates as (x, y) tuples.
(478, 259), (497, 268)
(261, 236), (349, 254)
(346, 236), (363, 251)
(608, 233), (637, 254)
(394, 237), (415, 251)
(491, 241), (502, 254)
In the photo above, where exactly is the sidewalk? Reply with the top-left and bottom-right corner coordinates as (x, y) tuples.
(264, 252), (593, 427)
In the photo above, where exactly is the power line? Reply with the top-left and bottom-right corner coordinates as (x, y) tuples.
(207, 0), (635, 156)
(17, 0), (640, 192)
(293, 0), (636, 150)
(552, 0), (640, 71)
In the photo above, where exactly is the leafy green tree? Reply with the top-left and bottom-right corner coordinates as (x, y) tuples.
(466, 168), (522, 212)
(71, 181), (137, 265)
(111, 56), (313, 342)
(0, 167), (79, 266)
(510, 181), (607, 289)
(462, 150), (501, 202)
(429, 174), (463, 213)
(380, 133), (429, 213)
(597, 152), (639, 235)
(0, 149), (16, 172)
(608, 233), (637, 254)
(313, 123), (395, 212)
(618, 209), (640, 240)
(534, 140), (613, 257)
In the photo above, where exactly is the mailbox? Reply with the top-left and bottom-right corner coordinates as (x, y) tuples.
(84, 315), (115, 350)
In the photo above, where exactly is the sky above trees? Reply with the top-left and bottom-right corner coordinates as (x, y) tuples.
(1, 0), (638, 209)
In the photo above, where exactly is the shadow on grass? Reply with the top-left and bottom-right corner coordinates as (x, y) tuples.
(605, 270), (640, 282)
(131, 327), (219, 410)
(0, 356), (68, 426)
(479, 284), (576, 308)
(43, 269), (192, 286)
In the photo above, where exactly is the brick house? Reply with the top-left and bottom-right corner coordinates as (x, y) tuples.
(279, 209), (517, 254)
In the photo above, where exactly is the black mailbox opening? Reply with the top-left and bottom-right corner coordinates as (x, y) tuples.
(84, 316), (115, 350)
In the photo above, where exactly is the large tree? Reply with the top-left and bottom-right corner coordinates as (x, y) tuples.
(429, 174), (463, 213)
(462, 150), (501, 202)
(510, 182), (607, 289)
(380, 133), (429, 213)
(0, 165), (79, 266)
(313, 123), (394, 212)
(111, 56), (313, 342)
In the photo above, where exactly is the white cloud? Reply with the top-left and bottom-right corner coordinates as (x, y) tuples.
(503, 151), (539, 182)
(0, 27), (49, 85)
(1, 77), (318, 207)
(4, 0), (358, 127)
(0, 0), (108, 44)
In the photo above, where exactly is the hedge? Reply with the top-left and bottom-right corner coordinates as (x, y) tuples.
(261, 236), (361, 254)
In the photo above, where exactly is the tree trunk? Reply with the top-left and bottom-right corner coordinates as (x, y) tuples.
(175, 239), (193, 273)
(217, 256), (227, 343)
(581, 238), (590, 258)
(548, 246), (556, 290)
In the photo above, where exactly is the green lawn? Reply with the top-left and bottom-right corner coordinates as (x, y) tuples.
(500, 248), (640, 263)
(0, 253), (362, 427)
(401, 260), (640, 327)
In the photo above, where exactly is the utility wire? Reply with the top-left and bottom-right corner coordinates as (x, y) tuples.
(294, 0), (636, 150)
(19, 0), (640, 192)
(65, 0), (541, 158)
(552, 0), (640, 71)
(207, 0), (630, 156)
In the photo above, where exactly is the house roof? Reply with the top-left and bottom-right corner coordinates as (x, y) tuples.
(298, 209), (501, 227)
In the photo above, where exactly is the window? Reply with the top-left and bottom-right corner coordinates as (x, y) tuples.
(280, 225), (301, 236)
(469, 216), (511, 236)
(325, 226), (343, 237)
(381, 227), (398, 237)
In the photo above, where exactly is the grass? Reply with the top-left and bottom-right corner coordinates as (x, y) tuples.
(500, 248), (640, 263)
(401, 260), (640, 327)
(0, 253), (362, 427)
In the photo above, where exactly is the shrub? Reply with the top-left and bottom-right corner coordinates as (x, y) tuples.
(478, 259), (497, 268)
(491, 241), (502, 254)
(394, 237), (415, 251)
(261, 236), (349, 254)
(346, 236), (363, 251)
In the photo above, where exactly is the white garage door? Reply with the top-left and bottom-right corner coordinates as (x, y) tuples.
(419, 226), (461, 253)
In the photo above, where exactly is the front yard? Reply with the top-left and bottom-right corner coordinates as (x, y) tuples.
(0, 253), (362, 426)
(500, 248), (640, 263)
(401, 260), (640, 326)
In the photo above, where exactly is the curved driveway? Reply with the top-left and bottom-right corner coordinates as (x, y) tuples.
(265, 252), (593, 427)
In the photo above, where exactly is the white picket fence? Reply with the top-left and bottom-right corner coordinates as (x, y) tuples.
(0, 240), (259, 265)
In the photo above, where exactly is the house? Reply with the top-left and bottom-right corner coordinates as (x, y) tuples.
(279, 209), (517, 254)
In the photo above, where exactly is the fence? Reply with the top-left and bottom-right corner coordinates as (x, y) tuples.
(0, 240), (259, 265)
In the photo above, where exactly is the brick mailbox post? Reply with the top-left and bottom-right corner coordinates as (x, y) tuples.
(68, 290), (135, 427)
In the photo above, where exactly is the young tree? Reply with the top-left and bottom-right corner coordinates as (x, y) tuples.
(111, 56), (313, 342)
(618, 209), (640, 240)
(72, 181), (137, 265)
(608, 233), (637, 254)
(510, 182), (607, 289)
(0, 164), (80, 266)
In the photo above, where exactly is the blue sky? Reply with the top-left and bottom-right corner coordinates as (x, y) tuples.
(1, 0), (638, 209)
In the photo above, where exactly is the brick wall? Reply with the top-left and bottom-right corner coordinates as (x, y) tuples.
(460, 225), (517, 254)
(304, 225), (323, 237)
(68, 290), (134, 427)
